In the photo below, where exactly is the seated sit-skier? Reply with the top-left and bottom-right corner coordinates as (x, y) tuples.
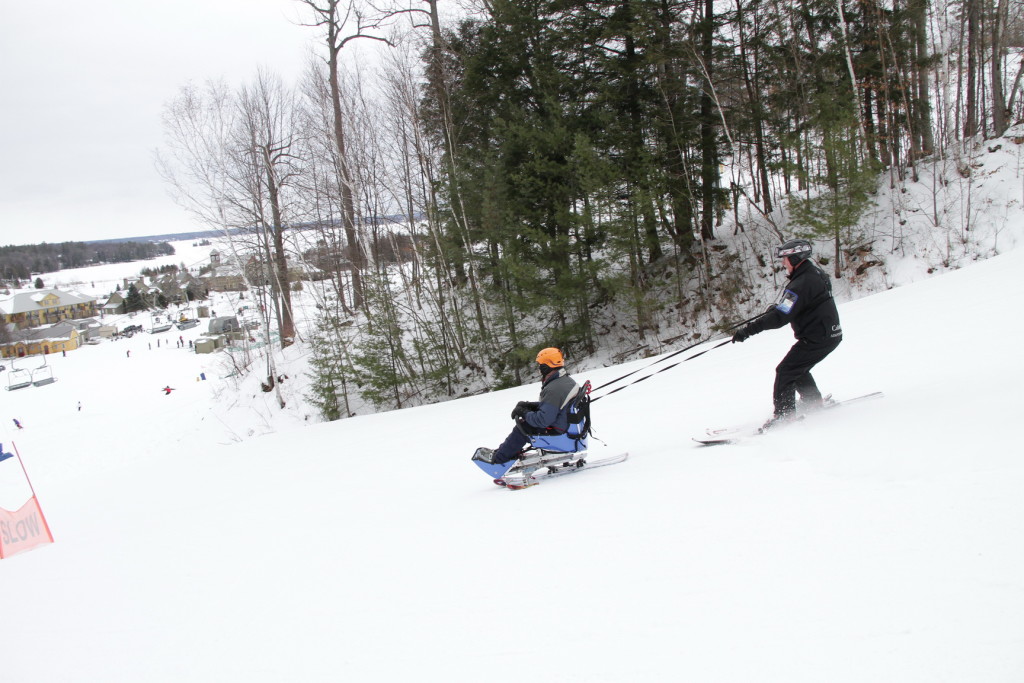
(478, 347), (581, 466)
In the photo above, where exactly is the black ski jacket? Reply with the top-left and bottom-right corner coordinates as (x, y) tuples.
(747, 260), (842, 343)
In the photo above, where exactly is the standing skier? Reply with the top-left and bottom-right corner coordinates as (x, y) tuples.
(731, 239), (843, 430)
(477, 347), (581, 466)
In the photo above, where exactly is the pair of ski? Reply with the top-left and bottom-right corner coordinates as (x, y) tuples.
(497, 452), (630, 490)
(693, 391), (884, 446)
(473, 447), (629, 490)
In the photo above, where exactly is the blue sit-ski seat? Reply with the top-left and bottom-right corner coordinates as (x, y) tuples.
(530, 381), (591, 454)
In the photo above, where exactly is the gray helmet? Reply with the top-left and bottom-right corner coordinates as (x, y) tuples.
(776, 239), (812, 264)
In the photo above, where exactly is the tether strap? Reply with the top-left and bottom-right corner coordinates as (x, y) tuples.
(591, 339), (732, 403)
(589, 310), (768, 402)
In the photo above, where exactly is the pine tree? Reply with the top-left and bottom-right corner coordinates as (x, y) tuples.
(350, 269), (415, 410)
(788, 105), (877, 277)
(305, 313), (353, 422)
(124, 284), (146, 313)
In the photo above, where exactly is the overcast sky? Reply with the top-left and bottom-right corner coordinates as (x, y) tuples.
(0, 0), (316, 245)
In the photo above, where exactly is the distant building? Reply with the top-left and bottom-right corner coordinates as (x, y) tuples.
(101, 291), (127, 316)
(179, 272), (208, 300)
(1, 321), (82, 358)
(202, 252), (247, 292)
(156, 273), (184, 304)
(208, 316), (240, 334)
(122, 278), (163, 308)
(0, 289), (97, 330)
(62, 317), (102, 341)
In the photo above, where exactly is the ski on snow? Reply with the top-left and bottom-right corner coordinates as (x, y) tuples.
(496, 452), (630, 490)
(693, 391), (884, 446)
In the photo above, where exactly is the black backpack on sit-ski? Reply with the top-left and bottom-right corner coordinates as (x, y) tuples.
(565, 380), (593, 441)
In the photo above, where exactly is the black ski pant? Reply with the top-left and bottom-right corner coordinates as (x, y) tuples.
(494, 424), (532, 463)
(773, 337), (842, 416)
(494, 420), (564, 463)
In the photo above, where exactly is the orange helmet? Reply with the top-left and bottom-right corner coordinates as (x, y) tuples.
(536, 347), (564, 368)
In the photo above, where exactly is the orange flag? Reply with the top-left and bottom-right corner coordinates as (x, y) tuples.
(0, 496), (54, 559)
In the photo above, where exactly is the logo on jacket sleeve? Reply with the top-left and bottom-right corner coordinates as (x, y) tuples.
(776, 289), (798, 314)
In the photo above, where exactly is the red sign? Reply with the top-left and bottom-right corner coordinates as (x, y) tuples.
(0, 496), (54, 559)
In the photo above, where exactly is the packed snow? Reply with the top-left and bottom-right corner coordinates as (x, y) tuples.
(1, 234), (1022, 681)
(3, 133), (1024, 680)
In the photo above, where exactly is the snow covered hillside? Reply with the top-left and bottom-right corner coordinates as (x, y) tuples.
(2, 238), (1022, 681)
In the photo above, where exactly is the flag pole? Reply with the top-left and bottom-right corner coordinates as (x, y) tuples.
(11, 442), (55, 544)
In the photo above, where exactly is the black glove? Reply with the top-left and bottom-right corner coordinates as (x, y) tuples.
(732, 326), (753, 343)
(511, 401), (536, 420)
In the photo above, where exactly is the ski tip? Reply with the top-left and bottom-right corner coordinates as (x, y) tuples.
(693, 437), (735, 446)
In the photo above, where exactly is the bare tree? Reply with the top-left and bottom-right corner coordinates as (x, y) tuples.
(233, 70), (303, 346)
(157, 72), (305, 407)
(297, 0), (400, 311)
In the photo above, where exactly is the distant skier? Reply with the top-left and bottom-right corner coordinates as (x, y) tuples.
(731, 239), (843, 430)
(162, 386), (175, 395)
(13, 418), (23, 429)
(475, 347), (581, 466)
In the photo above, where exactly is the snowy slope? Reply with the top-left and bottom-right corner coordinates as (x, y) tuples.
(1, 244), (1022, 681)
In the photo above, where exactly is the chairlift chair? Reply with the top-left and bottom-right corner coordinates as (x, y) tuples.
(31, 365), (55, 387)
(6, 368), (32, 391)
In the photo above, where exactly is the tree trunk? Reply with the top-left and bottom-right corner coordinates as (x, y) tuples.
(736, 0), (773, 213)
(911, 0), (934, 154)
(327, 37), (365, 310)
(699, 0), (718, 241)
(991, 0), (1008, 135)
(263, 148), (295, 344)
(965, 0), (980, 137)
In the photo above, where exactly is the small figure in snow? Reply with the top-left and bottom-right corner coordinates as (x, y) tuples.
(479, 347), (581, 466)
(77, 401), (82, 412)
(13, 418), (23, 429)
(162, 386), (175, 395)
(731, 239), (843, 430)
